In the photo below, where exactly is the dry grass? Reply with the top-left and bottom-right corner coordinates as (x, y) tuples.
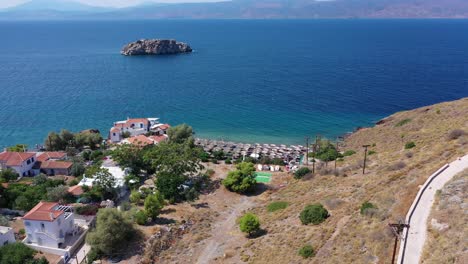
(134, 98), (468, 264)
(243, 98), (468, 263)
(420, 169), (468, 264)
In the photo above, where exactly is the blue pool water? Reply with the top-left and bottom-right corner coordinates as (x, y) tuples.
(0, 19), (467, 148)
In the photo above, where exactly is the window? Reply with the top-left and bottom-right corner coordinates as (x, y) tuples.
(41, 223), (45, 232)
(140, 123), (143, 128)
(57, 218), (61, 226)
(27, 160), (31, 165)
(113, 133), (116, 136)
(31, 157), (34, 162)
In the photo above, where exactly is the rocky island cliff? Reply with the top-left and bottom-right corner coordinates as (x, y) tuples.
(121, 39), (192, 56)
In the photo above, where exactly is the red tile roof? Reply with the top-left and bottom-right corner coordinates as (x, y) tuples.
(158, 124), (170, 130)
(40, 160), (73, 170)
(0, 152), (35, 166)
(23, 202), (63, 222)
(37, 152), (67, 162)
(150, 135), (169, 143)
(68, 185), (84, 196)
(126, 135), (154, 147)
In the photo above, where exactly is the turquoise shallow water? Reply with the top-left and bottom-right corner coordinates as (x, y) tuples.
(0, 19), (467, 148)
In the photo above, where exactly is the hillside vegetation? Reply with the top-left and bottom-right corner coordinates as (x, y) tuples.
(138, 98), (467, 264)
(241, 98), (468, 263)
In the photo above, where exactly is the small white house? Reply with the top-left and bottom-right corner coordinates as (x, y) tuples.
(23, 202), (74, 249)
(0, 151), (37, 177)
(79, 165), (131, 199)
(0, 226), (15, 246)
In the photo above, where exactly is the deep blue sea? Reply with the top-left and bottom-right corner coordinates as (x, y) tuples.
(0, 19), (467, 148)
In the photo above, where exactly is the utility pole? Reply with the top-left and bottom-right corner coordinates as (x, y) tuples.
(305, 136), (310, 166)
(389, 221), (410, 264)
(362, 144), (371, 174)
(334, 137), (339, 170)
(311, 143), (316, 174)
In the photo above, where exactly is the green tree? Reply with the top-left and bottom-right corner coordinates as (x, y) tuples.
(315, 139), (342, 162)
(300, 204), (329, 225)
(0, 168), (19, 182)
(155, 172), (187, 203)
(129, 190), (142, 204)
(60, 129), (75, 146)
(222, 162), (257, 193)
(86, 167), (115, 199)
(86, 208), (137, 256)
(134, 210), (147, 225)
(32, 174), (48, 186)
(144, 191), (165, 219)
(44, 131), (65, 151)
(70, 162), (85, 177)
(144, 141), (204, 202)
(6, 144), (27, 152)
(0, 242), (48, 264)
(112, 144), (149, 175)
(167, 124), (193, 144)
(239, 213), (260, 237)
(294, 167), (311, 179)
(46, 185), (72, 203)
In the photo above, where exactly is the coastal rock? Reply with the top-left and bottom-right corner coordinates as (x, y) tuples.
(121, 39), (192, 56)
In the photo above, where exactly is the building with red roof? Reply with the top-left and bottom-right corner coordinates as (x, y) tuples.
(23, 201), (74, 249)
(0, 151), (37, 177)
(109, 117), (160, 143)
(33, 151), (72, 176)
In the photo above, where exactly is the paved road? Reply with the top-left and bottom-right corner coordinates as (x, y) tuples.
(397, 154), (468, 264)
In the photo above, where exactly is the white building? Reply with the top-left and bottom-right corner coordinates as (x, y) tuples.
(0, 151), (37, 177)
(0, 226), (15, 246)
(79, 165), (131, 199)
(23, 202), (75, 249)
(109, 117), (160, 143)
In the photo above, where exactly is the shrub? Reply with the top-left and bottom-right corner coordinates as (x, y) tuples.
(267, 201), (288, 212)
(368, 150), (376, 155)
(300, 204), (329, 225)
(343, 150), (356, 157)
(19, 229), (25, 235)
(129, 190), (142, 204)
(405, 152), (413, 158)
(395, 118), (411, 127)
(119, 202), (131, 211)
(134, 210), (147, 225)
(199, 152), (210, 162)
(387, 161), (406, 171)
(294, 167), (311, 179)
(75, 205), (99, 215)
(144, 191), (165, 219)
(239, 213), (260, 237)
(447, 129), (465, 140)
(405, 141), (416, 149)
(86, 247), (101, 263)
(298, 245), (315, 259)
(225, 158), (232, 164)
(360, 202), (377, 215)
(223, 162), (257, 193)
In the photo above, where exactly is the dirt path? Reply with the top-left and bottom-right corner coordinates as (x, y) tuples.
(195, 196), (255, 264)
(314, 215), (351, 260)
(397, 155), (468, 264)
